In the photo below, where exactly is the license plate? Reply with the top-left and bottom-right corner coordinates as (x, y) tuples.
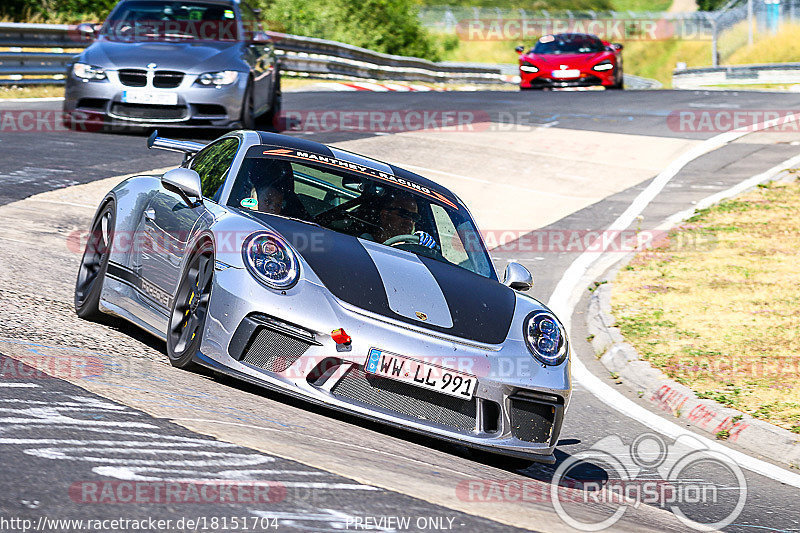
(551, 69), (581, 78)
(364, 348), (478, 400)
(121, 91), (178, 105)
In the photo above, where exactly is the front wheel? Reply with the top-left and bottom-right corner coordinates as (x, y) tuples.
(74, 201), (115, 321)
(166, 241), (214, 369)
(608, 71), (624, 90)
(260, 68), (282, 131)
(240, 82), (255, 129)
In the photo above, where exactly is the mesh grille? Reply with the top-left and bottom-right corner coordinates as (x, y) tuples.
(154, 71), (184, 88)
(241, 327), (311, 373)
(510, 399), (555, 443)
(110, 103), (188, 120)
(331, 368), (476, 432)
(118, 69), (147, 87)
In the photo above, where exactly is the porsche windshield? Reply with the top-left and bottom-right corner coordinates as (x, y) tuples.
(102, 1), (239, 41)
(228, 153), (495, 279)
(532, 35), (605, 54)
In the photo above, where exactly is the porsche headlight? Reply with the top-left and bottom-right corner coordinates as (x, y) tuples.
(72, 62), (107, 80)
(520, 62), (539, 73)
(592, 61), (614, 72)
(195, 70), (239, 86)
(243, 232), (299, 289)
(524, 311), (568, 366)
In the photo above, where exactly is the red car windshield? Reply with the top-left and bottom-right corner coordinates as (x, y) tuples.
(532, 35), (605, 55)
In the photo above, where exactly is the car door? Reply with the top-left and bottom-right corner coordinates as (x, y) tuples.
(140, 137), (240, 305)
(240, 1), (274, 113)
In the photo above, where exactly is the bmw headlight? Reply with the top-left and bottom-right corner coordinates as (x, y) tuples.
(243, 232), (299, 289)
(592, 61), (614, 72)
(520, 62), (539, 73)
(72, 62), (107, 80)
(524, 311), (568, 366)
(195, 70), (239, 86)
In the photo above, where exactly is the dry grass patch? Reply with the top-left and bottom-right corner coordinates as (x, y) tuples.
(0, 85), (64, 99)
(613, 176), (800, 431)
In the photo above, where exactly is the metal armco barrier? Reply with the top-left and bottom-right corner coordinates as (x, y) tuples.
(673, 63), (800, 89)
(0, 22), (507, 86)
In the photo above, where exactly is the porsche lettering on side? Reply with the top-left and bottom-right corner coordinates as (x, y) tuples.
(516, 33), (624, 90)
(73, 130), (571, 462)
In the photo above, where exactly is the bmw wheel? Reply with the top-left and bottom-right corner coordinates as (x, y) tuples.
(166, 240), (214, 369)
(240, 81), (255, 129)
(74, 201), (115, 321)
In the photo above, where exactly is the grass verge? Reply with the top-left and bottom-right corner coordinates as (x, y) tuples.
(0, 85), (65, 99)
(612, 175), (800, 432)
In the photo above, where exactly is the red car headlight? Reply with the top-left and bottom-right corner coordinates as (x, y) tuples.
(520, 62), (539, 73)
(592, 61), (614, 72)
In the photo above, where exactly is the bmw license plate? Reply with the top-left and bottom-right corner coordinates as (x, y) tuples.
(121, 90), (178, 105)
(364, 348), (478, 400)
(551, 69), (580, 78)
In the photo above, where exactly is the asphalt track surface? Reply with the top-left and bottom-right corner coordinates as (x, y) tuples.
(1, 89), (800, 532)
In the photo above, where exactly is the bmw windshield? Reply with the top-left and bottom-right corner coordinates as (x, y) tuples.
(101, 0), (240, 41)
(227, 149), (496, 280)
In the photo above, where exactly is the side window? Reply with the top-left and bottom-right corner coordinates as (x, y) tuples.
(190, 137), (240, 199)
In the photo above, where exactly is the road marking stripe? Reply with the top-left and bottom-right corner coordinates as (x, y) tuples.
(548, 116), (800, 488)
(0, 383), (39, 387)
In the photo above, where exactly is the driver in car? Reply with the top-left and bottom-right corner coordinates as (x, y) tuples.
(372, 193), (437, 249)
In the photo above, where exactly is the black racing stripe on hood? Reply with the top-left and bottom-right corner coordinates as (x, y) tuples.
(417, 256), (516, 345)
(248, 214), (514, 344)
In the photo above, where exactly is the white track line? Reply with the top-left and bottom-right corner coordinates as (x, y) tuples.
(0, 383), (40, 387)
(547, 117), (800, 488)
(0, 97), (64, 103)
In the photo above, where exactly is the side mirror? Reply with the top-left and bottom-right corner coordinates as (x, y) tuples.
(611, 43), (623, 51)
(503, 262), (533, 291)
(75, 22), (97, 41)
(162, 168), (202, 205)
(515, 45), (525, 54)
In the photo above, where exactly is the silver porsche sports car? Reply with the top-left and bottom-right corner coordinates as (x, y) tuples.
(74, 130), (571, 462)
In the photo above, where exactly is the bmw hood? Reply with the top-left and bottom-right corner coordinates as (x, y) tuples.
(254, 214), (516, 345)
(81, 38), (245, 73)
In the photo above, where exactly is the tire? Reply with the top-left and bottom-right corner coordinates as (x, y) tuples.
(74, 201), (115, 321)
(166, 240), (214, 369)
(259, 67), (282, 131)
(240, 81), (255, 130)
(608, 71), (624, 90)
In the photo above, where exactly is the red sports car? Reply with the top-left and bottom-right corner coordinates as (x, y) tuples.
(516, 33), (623, 90)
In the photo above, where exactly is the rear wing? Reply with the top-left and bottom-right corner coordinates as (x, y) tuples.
(147, 130), (205, 163)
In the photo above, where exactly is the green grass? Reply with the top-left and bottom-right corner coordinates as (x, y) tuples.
(610, 0), (673, 11)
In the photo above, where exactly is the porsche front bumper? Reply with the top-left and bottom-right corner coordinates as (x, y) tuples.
(197, 265), (571, 462)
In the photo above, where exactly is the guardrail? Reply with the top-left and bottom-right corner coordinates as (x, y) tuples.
(0, 22), (509, 86)
(673, 63), (800, 89)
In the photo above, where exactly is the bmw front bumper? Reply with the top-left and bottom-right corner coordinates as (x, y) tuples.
(63, 68), (247, 128)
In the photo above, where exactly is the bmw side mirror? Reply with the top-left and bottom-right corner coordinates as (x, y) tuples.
(161, 168), (203, 206)
(515, 45), (525, 54)
(75, 22), (98, 41)
(503, 262), (533, 291)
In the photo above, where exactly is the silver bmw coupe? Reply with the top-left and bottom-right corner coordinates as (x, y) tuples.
(64, 0), (279, 128)
(74, 130), (571, 462)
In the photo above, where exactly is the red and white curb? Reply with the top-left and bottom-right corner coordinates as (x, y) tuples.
(310, 81), (449, 92)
